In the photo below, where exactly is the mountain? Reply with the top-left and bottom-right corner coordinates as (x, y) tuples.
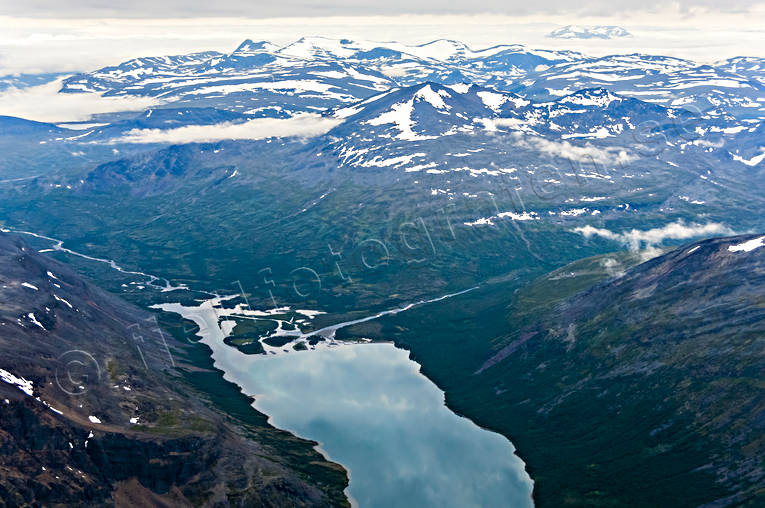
(716, 56), (765, 86)
(515, 53), (765, 120)
(548, 25), (632, 39)
(476, 233), (765, 506)
(0, 232), (349, 506)
(56, 37), (579, 115)
(0, 72), (69, 91)
(61, 51), (225, 94)
(3, 35), (765, 508)
(3, 66), (761, 310)
(56, 36), (765, 122)
(0, 117), (110, 182)
(336, 234), (765, 506)
(53, 37), (765, 125)
(36, 38), (760, 171)
(59, 40), (396, 116)
(323, 82), (530, 169)
(319, 82), (732, 175)
(3, 54), (762, 318)
(0, 115), (67, 136)
(79, 143), (239, 196)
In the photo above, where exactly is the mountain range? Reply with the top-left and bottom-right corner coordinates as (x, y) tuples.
(547, 25), (632, 40)
(0, 36), (763, 507)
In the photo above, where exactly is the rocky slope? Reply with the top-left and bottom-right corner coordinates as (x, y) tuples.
(477, 234), (765, 506)
(0, 232), (349, 507)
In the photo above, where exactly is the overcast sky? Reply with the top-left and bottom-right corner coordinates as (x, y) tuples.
(3, 0), (761, 18)
(0, 1), (763, 75)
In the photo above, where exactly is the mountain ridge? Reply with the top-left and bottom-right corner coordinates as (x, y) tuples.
(0, 231), (350, 507)
(334, 234), (765, 507)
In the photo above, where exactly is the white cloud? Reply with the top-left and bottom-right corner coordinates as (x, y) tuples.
(574, 220), (735, 257)
(516, 134), (635, 164)
(1, 3), (762, 21)
(0, 79), (162, 122)
(112, 114), (343, 143)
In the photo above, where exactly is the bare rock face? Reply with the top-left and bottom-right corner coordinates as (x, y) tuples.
(0, 232), (349, 507)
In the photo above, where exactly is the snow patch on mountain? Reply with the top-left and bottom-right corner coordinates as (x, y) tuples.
(414, 85), (451, 110)
(0, 368), (34, 396)
(366, 98), (436, 141)
(731, 149), (765, 166)
(559, 89), (622, 107)
(27, 312), (46, 330)
(729, 236), (765, 253)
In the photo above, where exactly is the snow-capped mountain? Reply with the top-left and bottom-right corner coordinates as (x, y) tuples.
(58, 37), (580, 115)
(548, 25), (632, 40)
(715, 56), (765, 86)
(57, 37), (765, 126)
(330, 82), (528, 138)
(62, 51), (225, 93)
(319, 82), (528, 171)
(323, 83), (731, 166)
(288, 81), (747, 226)
(1, 36), (760, 188)
(514, 54), (765, 120)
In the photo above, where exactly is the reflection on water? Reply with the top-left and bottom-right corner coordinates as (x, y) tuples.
(228, 345), (534, 508)
(155, 300), (534, 507)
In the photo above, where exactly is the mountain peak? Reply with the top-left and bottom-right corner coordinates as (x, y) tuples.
(232, 39), (279, 55)
(558, 87), (624, 107)
(548, 25), (632, 40)
(279, 36), (359, 59)
(414, 39), (470, 60)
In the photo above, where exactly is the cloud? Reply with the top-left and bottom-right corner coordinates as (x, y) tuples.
(0, 79), (162, 122)
(112, 114), (343, 143)
(483, 124), (634, 165)
(1, 1), (761, 19)
(574, 220), (735, 258)
(514, 134), (635, 164)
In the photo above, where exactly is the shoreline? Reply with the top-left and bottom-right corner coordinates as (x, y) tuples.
(153, 296), (534, 508)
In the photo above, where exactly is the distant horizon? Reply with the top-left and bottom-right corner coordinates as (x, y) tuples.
(1, 10), (764, 75)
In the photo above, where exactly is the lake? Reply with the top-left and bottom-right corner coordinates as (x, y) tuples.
(156, 298), (534, 508)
